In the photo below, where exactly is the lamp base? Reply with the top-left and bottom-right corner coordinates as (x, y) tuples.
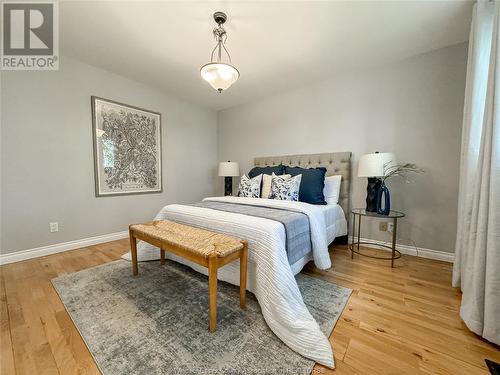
(224, 176), (233, 196)
(366, 178), (381, 212)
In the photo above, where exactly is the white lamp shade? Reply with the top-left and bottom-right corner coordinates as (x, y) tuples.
(218, 161), (239, 177)
(201, 63), (239, 92)
(358, 153), (396, 177)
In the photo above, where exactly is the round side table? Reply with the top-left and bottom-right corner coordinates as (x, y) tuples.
(350, 208), (405, 267)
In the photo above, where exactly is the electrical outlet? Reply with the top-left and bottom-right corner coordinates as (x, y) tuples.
(387, 222), (394, 233)
(49, 222), (59, 233)
(379, 222), (388, 231)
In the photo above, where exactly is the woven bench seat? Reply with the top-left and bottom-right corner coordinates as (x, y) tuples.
(129, 220), (244, 258)
(129, 220), (248, 332)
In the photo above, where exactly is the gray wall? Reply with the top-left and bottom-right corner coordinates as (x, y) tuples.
(1, 56), (218, 254)
(218, 43), (467, 253)
(1, 43), (467, 255)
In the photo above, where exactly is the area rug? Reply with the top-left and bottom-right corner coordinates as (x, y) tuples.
(52, 260), (351, 375)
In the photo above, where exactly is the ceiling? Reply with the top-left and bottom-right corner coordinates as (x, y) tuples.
(60, 1), (473, 111)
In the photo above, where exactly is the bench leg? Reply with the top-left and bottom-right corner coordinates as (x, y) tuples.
(129, 230), (138, 276)
(208, 254), (218, 332)
(160, 248), (165, 265)
(239, 240), (248, 309)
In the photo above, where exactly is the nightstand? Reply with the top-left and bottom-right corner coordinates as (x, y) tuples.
(350, 208), (405, 267)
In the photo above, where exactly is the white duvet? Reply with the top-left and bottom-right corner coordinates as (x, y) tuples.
(123, 196), (335, 368)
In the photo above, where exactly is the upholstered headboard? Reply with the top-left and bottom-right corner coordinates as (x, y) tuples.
(254, 152), (352, 217)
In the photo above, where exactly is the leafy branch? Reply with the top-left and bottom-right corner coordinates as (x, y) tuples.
(383, 162), (423, 184)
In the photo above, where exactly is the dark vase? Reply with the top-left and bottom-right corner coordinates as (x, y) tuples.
(366, 177), (382, 212)
(376, 181), (390, 215)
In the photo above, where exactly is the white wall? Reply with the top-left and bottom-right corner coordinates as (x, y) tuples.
(218, 43), (467, 253)
(1, 56), (218, 254)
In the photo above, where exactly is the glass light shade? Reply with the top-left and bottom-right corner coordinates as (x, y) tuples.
(358, 153), (396, 177)
(218, 161), (239, 176)
(200, 63), (239, 92)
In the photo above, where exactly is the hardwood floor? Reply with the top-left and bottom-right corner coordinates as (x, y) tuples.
(1, 240), (498, 374)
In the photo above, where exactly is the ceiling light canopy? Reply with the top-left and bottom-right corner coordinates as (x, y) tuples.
(200, 12), (239, 93)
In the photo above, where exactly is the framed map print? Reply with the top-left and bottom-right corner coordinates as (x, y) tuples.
(91, 96), (162, 197)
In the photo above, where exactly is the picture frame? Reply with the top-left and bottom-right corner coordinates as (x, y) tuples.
(91, 96), (162, 197)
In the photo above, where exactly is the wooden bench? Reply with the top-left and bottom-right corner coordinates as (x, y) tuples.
(128, 220), (248, 332)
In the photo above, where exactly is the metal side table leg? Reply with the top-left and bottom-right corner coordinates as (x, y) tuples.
(357, 214), (362, 251)
(351, 213), (356, 259)
(391, 218), (397, 268)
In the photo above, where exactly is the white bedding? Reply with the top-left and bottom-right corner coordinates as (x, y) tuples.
(123, 196), (340, 368)
(288, 204), (346, 275)
(317, 204), (348, 243)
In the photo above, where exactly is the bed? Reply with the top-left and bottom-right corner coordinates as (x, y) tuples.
(123, 152), (351, 368)
(254, 152), (350, 273)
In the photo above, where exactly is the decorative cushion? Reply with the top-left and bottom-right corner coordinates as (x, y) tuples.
(324, 175), (342, 205)
(261, 173), (291, 198)
(285, 166), (327, 205)
(237, 174), (262, 198)
(248, 165), (285, 179)
(269, 174), (302, 201)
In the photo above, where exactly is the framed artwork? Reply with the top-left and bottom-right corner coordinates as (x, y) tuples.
(91, 96), (162, 197)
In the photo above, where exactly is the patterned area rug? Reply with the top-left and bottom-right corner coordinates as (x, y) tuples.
(52, 260), (351, 375)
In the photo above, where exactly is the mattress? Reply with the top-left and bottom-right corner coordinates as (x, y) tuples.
(126, 200), (347, 276)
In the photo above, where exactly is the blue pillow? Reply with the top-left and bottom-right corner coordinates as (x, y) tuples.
(248, 165), (285, 178)
(285, 166), (327, 205)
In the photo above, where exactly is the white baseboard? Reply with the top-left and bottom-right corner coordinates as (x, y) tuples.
(0, 231), (454, 266)
(349, 237), (454, 263)
(0, 231), (129, 265)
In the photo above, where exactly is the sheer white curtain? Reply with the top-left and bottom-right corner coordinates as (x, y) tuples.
(453, 0), (499, 345)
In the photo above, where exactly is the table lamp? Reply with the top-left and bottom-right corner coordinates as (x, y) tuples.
(218, 161), (239, 196)
(358, 152), (395, 212)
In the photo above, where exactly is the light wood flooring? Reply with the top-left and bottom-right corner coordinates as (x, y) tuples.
(1, 240), (499, 374)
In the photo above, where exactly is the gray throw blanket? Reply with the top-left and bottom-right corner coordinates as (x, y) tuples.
(190, 201), (312, 265)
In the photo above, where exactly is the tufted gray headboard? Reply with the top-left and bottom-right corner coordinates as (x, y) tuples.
(254, 152), (352, 218)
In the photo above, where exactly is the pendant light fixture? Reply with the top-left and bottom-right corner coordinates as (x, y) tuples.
(200, 12), (239, 93)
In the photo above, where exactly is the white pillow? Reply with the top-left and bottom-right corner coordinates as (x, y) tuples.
(238, 174), (263, 198)
(269, 174), (302, 201)
(261, 173), (291, 198)
(323, 175), (342, 205)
